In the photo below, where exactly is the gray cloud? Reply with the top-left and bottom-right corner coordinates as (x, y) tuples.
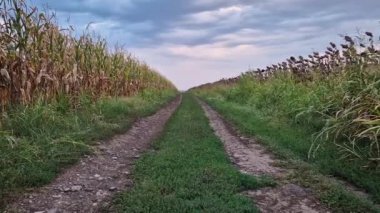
(33, 0), (380, 90)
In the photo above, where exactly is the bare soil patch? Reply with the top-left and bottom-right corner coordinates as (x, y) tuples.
(5, 97), (181, 213)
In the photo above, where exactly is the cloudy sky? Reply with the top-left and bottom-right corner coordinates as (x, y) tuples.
(33, 0), (380, 90)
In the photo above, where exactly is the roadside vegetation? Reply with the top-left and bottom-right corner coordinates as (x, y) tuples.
(113, 95), (273, 212)
(193, 33), (380, 207)
(0, 0), (177, 206)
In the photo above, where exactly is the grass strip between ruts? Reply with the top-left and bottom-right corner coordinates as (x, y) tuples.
(113, 94), (272, 212)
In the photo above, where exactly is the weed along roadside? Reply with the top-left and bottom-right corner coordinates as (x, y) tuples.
(113, 94), (272, 212)
(5, 96), (181, 212)
(194, 83), (380, 212)
(0, 91), (178, 209)
(197, 98), (380, 213)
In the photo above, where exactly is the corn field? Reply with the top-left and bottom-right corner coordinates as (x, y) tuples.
(0, 0), (175, 110)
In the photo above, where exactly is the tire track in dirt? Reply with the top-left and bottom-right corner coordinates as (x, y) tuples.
(6, 96), (181, 213)
(199, 100), (330, 213)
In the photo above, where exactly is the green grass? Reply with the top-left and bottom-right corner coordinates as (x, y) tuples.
(0, 90), (177, 208)
(113, 94), (273, 212)
(199, 96), (380, 212)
